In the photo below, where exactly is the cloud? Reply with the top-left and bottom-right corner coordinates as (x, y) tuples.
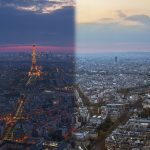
(99, 18), (114, 21)
(117, 10), (150, 26)
(0, 0), (75, 13)
(117, 10), (126, 18)
(97, 11), (150, 27)
(126, 14), (150, 25)
(98, 18), (115, 24)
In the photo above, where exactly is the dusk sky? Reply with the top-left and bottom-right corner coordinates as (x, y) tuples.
(0, 0), (150, 53)
(76, 0), (150, 53)
(0, 0), (75, 52)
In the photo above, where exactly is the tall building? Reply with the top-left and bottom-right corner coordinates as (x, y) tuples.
(115, 56), (118, 63)
(28, 45), (41, 77)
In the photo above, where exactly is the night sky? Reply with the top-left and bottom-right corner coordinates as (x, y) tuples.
(0, 0), (75, 52)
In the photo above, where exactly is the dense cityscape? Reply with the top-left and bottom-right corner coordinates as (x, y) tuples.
(0, 49), (150, 150)
(1, 0), (149, 149)
(0, 46), (76, 149)
(75, 53), (150, 150)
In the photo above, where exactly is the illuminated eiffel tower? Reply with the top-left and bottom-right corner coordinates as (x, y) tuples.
(28, 45), (41, 77)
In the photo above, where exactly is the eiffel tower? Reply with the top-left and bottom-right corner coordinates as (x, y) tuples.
(28, 45), (41, 77)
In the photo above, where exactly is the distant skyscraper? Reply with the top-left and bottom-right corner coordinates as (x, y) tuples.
(115, 56), (118, 63)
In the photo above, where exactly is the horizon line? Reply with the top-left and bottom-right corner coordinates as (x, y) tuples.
(0, 44), (75, 52)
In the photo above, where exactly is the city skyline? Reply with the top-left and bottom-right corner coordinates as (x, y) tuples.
(0, 1), (150, 149)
